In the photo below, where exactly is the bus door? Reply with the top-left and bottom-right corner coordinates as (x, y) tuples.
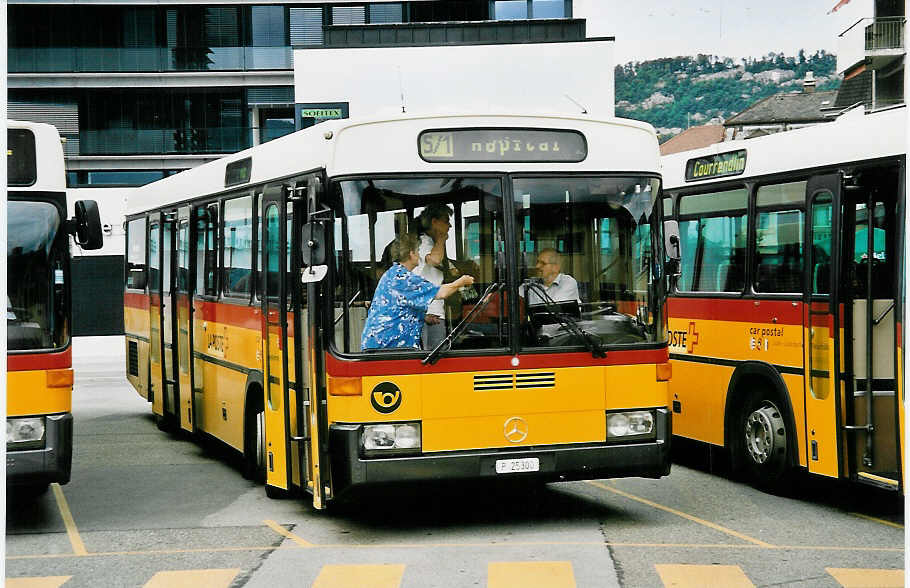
(841, 169), (902, 491)
(261, 186), (292, 494)
(290, 177), (328, 508)
(148, 218), (163, 417)
(175, 207), (195, 432)
(161, 212), (181, 429)
(804, 175), (842, 479)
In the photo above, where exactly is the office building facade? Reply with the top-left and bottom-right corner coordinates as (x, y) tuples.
(9, 0), (602, 335)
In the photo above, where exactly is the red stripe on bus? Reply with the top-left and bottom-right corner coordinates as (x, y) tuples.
(193, 300), (261, 331)
(124, 291), (150, 310)
(8, 347), (72, 372)
(668, 297), (803, 324)
(325, 348), (669, 377)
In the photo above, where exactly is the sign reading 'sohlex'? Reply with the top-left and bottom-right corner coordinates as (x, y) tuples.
(685, 149), (747, 181)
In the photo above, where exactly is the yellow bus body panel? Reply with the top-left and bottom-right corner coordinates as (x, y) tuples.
(327, 365), (667, 452)
(668, 315), (807, 462)
(8, 370), (72, 416)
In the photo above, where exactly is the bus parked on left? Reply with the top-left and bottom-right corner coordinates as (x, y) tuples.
(7, 120), (103, 493)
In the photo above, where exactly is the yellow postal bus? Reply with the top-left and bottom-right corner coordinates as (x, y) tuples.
(124, 112), (674, 508)
(662, 107), (905, 492)
(7, 120), (103, 493)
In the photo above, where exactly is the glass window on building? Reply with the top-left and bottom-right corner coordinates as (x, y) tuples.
(251, 5), (287, 46)
(531, 0), (566, 18)
(259, 108), (295, 143)
(332, 6), (366, 25)
(369, 3), (403, 23)
(494, 1), (528, 19)
(290, 7), (324, 46)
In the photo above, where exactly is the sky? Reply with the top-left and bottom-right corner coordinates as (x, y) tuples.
(578, 0), (840, 65)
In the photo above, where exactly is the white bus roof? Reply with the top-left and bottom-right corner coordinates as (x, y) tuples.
(8, 119), (66, 193)
(661, 107), (907, 190)
(126, 113), (659, 216)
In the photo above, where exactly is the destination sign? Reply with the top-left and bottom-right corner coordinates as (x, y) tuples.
(419, 129), (587, 163)
(685, 149), (747, 181)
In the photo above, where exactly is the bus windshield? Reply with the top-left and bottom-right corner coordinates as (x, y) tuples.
(331, 176), (508, 354)
(7, 200), (68, 351)
(514, 176), (664, 348)
(330, 174), (664, 354)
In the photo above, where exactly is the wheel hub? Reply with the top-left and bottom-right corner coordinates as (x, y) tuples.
(744, 402), (786, 465)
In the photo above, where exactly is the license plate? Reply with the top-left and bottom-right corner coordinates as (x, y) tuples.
(495, 457), (540, 474)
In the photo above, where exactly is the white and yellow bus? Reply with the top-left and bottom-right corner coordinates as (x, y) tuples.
(7, 120), (103, 493)
(124, 112), (674, 508)
(662, 107), (905, 492)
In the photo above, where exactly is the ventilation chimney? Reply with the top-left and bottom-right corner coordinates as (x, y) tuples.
(803, 71), (816, 94)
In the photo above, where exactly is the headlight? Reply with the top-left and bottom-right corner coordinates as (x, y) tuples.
(362, 422), (421, 456)
(7, 417), (46, 449)
(606, 411), (655, 442)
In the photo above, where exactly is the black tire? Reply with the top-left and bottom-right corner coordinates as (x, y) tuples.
(155, 411), (177, 434)
(265, 483), (289, 499)
(242, 401), (266, 483)
(734, 390), (792, 490)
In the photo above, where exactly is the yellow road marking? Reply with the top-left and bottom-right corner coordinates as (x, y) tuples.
(5, 577), (72, 588)
(656, 564), (754, 587)
(848, 512), (904, 529)
(488, 561), (576, 588)
(826, 567), (904, 587)
(586, 480), (774, 547)
(263, 519), (315, 547)
(144, 568), (240, 588)
(51, 483), (87, 556)
(5, 541), (902, 561)
(312, 564), (405, 588)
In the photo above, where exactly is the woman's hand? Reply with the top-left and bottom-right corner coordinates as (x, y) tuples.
(456, 275), (475, 288)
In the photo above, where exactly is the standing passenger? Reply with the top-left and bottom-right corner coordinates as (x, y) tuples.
(415, 202), (459, 349)
(362, 233), (474, 351)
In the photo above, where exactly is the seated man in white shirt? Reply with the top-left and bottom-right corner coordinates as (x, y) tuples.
(520, 248), (580, 305)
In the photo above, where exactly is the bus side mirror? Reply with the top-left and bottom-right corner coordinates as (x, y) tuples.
(300, 221), (327, 266)
(663, 220), (681, 276)
(72, 200), (104, 250)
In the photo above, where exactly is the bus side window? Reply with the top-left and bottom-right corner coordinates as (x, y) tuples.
(677, 188), (747, 293)
(195, 203), (219, 297)
(753, 181), (806, 294)
(126, 217), (148, 289)
(222, 195), (254, 298)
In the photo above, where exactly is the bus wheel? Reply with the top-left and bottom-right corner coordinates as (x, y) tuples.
(265, 484), (289, 499)
(737, 393), (790, 489)
(243, 404), (266, 483)
(155, 412), (177, 434)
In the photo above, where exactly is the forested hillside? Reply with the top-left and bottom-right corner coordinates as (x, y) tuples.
(615, 51), (840, 139)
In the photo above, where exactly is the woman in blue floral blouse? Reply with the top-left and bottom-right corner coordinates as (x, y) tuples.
(362, 233), (474, 350)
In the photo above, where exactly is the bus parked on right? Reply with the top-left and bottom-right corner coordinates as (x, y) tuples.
(661, 107), (905, 493)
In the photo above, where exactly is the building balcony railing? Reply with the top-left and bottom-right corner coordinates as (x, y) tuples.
(9, 46), (292, 73)
(865, 17), (905, 51)
(78, 127), (252, 156)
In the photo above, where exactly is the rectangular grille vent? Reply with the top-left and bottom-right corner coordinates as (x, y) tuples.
(474, 374), (513, 391)
(473, 372), (556, 391)
(516, 372), (555, 388)
(128, 341), (139, 377)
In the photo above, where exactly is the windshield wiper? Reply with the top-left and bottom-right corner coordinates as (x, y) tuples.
(422, 281), (504, 365)
(523, 281), (606, 359)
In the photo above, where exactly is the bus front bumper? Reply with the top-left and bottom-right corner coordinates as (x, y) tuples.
(7, 412), (73, 487)
(328, 409), (671, 497)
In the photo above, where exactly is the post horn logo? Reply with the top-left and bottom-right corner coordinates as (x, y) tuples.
(370, 381), (402, 414)
(503, 416), (529, 443)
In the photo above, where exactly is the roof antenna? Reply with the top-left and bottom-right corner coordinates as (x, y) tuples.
(398, 66), (407, 114)
(564, 94), (588, 114)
